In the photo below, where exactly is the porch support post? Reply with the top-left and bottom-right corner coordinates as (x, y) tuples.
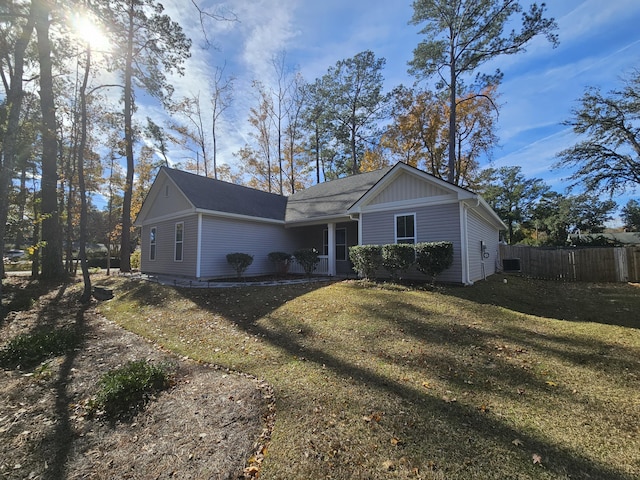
(327, 222), (336, 276)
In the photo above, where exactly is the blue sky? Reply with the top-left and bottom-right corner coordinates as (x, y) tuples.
(152, 0), (640, 221)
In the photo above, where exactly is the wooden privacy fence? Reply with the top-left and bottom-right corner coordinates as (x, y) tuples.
(499, 245), (640, 282)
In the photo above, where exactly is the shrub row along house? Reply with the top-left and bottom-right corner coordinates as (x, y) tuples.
(134, 162), (506, 284)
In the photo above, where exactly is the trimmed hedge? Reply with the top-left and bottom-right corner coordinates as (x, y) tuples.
(415, 242), (454, 283)
(382, 244), (416, 281)
(349, 241), (454, 283)
(349, 245), (382, 280)
(293, 248), (320, 277)
(226, 252), (254, 279)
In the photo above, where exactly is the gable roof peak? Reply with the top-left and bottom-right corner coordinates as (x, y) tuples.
(161, 166), (288, 221)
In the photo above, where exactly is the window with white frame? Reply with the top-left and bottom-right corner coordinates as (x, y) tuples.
(149, 227), (157, 261)
(323, 228), (347, 260)
(174, 222), (184, 261)
(395, 214), (416, 244)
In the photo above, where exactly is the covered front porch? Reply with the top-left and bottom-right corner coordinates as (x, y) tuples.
(287, 220), (359, 276)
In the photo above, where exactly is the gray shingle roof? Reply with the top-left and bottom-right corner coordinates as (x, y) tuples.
(161, 166), (392, 224)
(285, 167), (392, 223)
(162, 167), (288, 221)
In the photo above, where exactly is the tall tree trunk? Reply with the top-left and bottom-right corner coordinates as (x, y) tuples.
(212, 124), (218, 179)
(35, 0), (63, 280)
(447, 42), (456, 184)
(120, 0), (135, 273)
(0, 5), (35, 314)
(315, 124), (320, 184)
(14, 164), (28, 249)
(31, 193), (41, 278)
(350, 107), (358, 175)
(78, 45), (92, 302)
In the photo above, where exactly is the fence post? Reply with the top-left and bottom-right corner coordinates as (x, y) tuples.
(614, 247), (628, 282)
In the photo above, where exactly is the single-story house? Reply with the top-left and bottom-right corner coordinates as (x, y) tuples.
(134, 162), (506, 284)
(568, 232), (640, 246)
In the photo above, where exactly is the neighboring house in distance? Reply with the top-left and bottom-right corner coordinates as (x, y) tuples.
(568, 232), (640, 246)
(134, 162), (506, 284)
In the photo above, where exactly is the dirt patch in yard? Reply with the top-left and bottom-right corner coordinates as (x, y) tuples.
(0, 277), (271, 479)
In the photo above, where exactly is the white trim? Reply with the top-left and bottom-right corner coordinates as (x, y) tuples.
(353, 194), (458, 214)
(464, 197), (507, 230)
(325, 226), (347, 262)
(285, 214), (353, 228)
(327, 222), (336, 276)
(196, 213), (202, 279)
(459, 203), (472, 285)
(137, 209), (194, 227)
(348, 162), (475, 213)
(194, 208), (285, 225)
(139, 208), (285, 227)
(135, 169), (196, 227)
(394, 213), (416, 244)
(174, 221), (184, 262)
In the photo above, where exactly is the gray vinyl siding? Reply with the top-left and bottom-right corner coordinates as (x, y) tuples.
(199, 215), (301, 279)
(466, 208), (500, 282)
(361, 202), (463, 283)
(146, 179), (193, 219)
(140, 215), (198, 277)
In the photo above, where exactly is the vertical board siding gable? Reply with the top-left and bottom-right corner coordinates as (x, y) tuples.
(367, 171), (451, 206)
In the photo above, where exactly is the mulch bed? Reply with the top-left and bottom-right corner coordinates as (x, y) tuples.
(0, 277), (272, 479)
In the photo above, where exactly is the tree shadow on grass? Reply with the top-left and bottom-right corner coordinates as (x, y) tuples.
(43, 302), (88, 480)
(442, 275), (640, 329)
(178, 282), (636, 479)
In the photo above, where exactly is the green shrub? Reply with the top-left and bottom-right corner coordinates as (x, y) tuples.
(268, 251), (292, 276)
(415, 242), (454, 284)
(349, 245), (382, 280)
(226, 252), (254, 279)
(0, 327), (80, 370)
(130, 250), (141, 270)
(268, 251), (292, 263)
(94, 360), (173, 419)
(293, 248), (320, 277)
(382, 244), (415, 281)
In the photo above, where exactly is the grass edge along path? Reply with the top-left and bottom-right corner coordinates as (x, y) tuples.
(99, 276), (640, 479)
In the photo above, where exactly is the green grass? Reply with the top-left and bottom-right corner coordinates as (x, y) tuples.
(0, 326), (80, 369)
(93, 359), (174, 419)
(99, 275), (640, 479)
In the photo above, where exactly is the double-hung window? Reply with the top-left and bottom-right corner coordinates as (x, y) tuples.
(174, 222), (184, 262)
(395, 214), (416, 244)
(149, 227), (157, 261)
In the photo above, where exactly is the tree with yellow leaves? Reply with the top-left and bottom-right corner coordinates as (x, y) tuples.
(383, 85), (499, 187)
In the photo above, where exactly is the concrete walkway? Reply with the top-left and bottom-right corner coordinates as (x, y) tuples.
(126, 272), (337, 288)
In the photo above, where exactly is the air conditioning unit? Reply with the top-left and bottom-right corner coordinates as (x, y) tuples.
(502, 258), (521, 273)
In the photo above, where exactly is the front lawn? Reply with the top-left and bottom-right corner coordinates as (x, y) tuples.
(100, 276), (640, 479)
